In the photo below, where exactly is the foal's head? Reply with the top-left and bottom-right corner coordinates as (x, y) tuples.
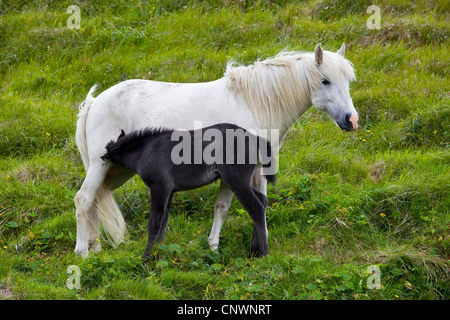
(101, 129), (127, 163)
(101, 127), (171, 167)
(309, 43), (358, 132)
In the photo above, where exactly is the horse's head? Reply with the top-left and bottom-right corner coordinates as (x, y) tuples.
(310, 43), (358, 132)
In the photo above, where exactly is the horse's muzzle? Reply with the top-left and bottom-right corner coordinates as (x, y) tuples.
(338, 112), (358, 132)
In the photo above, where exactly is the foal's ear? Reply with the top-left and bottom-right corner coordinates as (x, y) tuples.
(118, 129), (126, 139)
(315, 43), (323, 65)
(337, 42), (345, 57)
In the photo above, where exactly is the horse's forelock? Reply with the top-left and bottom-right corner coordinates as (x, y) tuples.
(320, 51), (356, 82)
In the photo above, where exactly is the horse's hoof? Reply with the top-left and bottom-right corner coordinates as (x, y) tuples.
(209, 243), (219, 252)
(89, 241), (102, 253)
(74, 247), (89, 258)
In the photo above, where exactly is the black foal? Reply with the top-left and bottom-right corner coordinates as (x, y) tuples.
(101, 123), (276, 260)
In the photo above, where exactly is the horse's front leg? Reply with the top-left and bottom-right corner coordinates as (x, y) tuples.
(208, 181), (234, 251)
(253, 165), (268, 196)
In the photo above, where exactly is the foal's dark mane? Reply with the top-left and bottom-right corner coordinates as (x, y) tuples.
(105, 127), (172, 155)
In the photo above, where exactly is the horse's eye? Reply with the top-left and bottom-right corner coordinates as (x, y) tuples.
(321, 78), (330, 85)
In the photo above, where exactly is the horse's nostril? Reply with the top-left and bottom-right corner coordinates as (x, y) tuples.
(345, 113), (351, 123)
(341, 112), (358, 131)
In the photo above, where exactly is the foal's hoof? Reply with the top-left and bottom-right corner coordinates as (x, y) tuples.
(142, 251), (152, 264)
(250, 247), (268, 258)
(142, 255), (154, 265)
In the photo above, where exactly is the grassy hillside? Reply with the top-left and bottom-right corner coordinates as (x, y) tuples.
(0, 0), (448, 300)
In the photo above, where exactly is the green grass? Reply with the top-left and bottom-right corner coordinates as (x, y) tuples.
(0, 0), (448, 300)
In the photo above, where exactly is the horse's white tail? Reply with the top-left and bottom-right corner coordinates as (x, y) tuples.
(76, 84), (127, 247)
(76, 84), (98, 171)
(95, 183), (127, 246)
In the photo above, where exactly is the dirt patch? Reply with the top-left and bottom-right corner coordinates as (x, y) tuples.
(369, 161), (387, 183)
(0, 284), (15, 300)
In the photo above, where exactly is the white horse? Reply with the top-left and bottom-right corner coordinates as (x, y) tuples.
(74, 43), (358, 257)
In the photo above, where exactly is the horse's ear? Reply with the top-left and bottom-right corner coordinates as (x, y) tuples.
(118, 129), (126, 139)
(315, 43), (323, 65)
(337, 42), (345, 57)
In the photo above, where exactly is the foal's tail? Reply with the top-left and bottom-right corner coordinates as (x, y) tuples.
(76, 84), (127, 247)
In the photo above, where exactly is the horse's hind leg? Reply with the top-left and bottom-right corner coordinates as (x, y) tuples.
(74, 161), (110, 257)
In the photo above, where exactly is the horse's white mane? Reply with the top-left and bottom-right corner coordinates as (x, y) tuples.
(225, 50), (356, 131)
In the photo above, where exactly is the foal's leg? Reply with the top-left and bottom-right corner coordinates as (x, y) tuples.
(250, 187), (268, 255)
(208, 181), (234, 251)
(157, 193), (174, 242)
(222, 170), (269, 257)
(74, 161), (110, 257)
(234, 186), (268, 257)
(143, 184), (172, 260)
(251, 167), (269, 254)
